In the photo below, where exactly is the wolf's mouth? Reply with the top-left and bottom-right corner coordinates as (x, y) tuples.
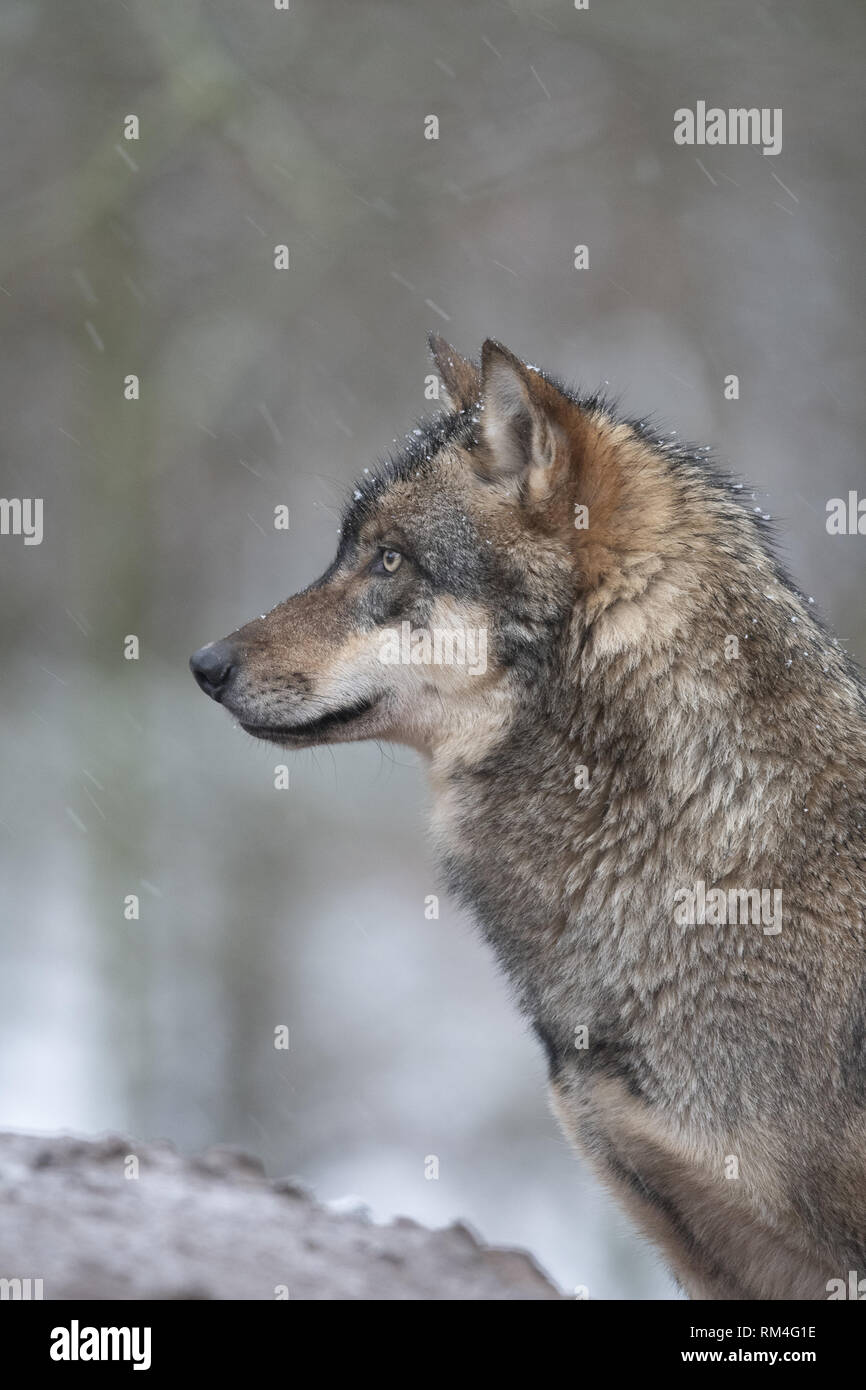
(239, 695), (380, 744)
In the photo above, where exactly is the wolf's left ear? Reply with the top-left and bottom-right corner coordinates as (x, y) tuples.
(477, 340), (563, 492)
(428, 333), (480, 412)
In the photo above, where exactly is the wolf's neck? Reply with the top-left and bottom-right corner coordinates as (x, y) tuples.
(427, 583), (866, 1037)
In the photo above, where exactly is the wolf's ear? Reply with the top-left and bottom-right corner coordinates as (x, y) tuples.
(428, 333), (480, 412)
(476, 340), (563, 489)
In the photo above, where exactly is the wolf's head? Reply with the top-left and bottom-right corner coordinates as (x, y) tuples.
(190, 336), (790, 762)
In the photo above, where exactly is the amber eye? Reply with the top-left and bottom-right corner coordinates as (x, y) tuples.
(381, 549), (402, 573)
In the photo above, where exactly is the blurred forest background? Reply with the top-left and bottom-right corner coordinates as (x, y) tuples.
(1, 0), (864, 1299)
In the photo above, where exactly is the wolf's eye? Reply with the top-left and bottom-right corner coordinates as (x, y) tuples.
(381, 549), (402, 574)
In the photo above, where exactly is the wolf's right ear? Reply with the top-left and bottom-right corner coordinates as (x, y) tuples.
(475, 340), (565, 495)
(428, 334), (480, 412)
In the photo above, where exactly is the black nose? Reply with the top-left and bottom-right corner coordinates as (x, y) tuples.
(190, 641), (236, 701)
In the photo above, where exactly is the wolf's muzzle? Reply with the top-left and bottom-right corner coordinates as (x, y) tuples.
(189, 641), (235, 702)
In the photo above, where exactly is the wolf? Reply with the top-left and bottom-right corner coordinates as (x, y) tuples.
(191, 336), (866, 1300)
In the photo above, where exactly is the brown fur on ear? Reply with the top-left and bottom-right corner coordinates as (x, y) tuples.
(475, 343), (652, 591)
(428, 334), (480, 412)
